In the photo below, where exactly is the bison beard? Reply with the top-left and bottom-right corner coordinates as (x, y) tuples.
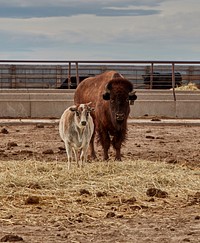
(74, 71), (137, 161)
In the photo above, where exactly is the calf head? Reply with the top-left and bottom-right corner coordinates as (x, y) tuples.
(70, 102), (94, 128)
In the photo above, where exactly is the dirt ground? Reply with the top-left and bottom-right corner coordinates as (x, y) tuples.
(0, 121), (199, 242)
(0, 121), (199, 168)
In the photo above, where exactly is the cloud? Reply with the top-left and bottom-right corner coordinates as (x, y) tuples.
(0, 0), (162, 18)
(0, 0), (200, 61)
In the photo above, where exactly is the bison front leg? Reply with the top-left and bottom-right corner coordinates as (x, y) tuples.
(112, 136), (123, 161)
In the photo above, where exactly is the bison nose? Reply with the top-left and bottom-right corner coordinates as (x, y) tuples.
(116, 113), (125, 121)
(81, 121), (87, 126)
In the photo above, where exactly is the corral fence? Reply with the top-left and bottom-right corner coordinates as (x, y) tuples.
(0, 60), (200, 100)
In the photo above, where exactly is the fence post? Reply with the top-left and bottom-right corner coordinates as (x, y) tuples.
(75, 62), (79, 86)
(56, 65), (62, 88)
(172, 63), (176, 101)
(10, 65), (16, 88)
(68, 62), (71, 89)
(150, 62), (154, 89)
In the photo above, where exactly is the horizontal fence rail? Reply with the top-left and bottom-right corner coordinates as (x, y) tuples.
(0, 60), (200, 101)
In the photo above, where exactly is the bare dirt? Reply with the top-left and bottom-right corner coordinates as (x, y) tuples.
(0, 121), (199, 242)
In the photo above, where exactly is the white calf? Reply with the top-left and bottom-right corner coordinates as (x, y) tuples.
(59, 102), (94, 169)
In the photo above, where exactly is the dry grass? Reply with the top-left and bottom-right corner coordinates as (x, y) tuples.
(175, 82), (199, 90)
(0, 159), (199, 226)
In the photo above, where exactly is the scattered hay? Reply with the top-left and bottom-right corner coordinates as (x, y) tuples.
(0, 159), (199, 226)
(174, 82), (199, 90)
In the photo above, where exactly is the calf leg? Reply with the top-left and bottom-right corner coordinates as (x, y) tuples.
(80, 146), (88, 168)
(73, 148), (79, 167)
(64, 142), (73, 169)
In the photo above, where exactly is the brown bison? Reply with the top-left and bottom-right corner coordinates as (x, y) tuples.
(74, 71), (137, 161)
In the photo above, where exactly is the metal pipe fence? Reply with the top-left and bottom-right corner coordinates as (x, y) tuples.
(0, 60), (200, 100)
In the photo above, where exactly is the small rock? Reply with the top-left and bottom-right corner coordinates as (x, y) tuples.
(151, 118), (161, 121)
(80, 189), (90, 195)
(122, 196), (137, 204)
(58, 146), (65, 151)
(146, 135), (155, 139)
(96, 191), (107, 197)
(167, 159), (177, 164)
(7, 141), (18, 148)
(25, 196), (40, 205)
(36, 124), (44, 128)
(146, 188), (168, 198)
(146, 130), (152, 133)
(0, 234), (24, 242)
(42, 149), (54, 154)
(194, 191), (200, 199)
(1, 128), (9, 134)
(106, 212), (115, 218)
(27, 183), (42, 189)
(3, 214), (13, 220)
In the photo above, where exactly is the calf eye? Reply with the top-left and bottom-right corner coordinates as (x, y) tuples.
(76, 111), (80, 116)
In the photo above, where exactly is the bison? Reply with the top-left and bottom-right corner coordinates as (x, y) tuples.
(74, 71), (137, 161)
(59, 103), (94, 169)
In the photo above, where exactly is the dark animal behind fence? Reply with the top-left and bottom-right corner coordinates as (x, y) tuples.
(143, 72), (182, 89)
(58, 76), (89, 89)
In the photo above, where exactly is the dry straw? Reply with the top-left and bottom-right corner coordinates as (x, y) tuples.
(0, 159), (199, 225)
(175, 82), (199, 90)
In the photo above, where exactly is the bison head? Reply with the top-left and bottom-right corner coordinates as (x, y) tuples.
(102, 78), (137, 124)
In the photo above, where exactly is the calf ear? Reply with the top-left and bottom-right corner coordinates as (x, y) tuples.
(88, 107), (95, 112)
(69, 105), (77, 112)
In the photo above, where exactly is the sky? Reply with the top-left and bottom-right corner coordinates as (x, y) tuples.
(0, 0), (200, 61)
